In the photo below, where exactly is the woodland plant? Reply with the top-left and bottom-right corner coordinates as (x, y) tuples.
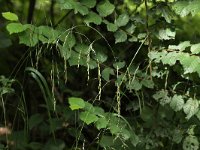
(1, 0), (200, 150)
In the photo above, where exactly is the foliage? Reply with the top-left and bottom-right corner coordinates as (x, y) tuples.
(1, 0), (200, 149)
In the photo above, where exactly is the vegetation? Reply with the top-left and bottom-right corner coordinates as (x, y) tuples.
(1, 0), (200, 149)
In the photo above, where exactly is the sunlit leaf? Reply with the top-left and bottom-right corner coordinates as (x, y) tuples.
(183, 135), (199, 150)
(68, 97), (85, 110)
(158, 28), (175, 40)
(170, 95), (184, 112)
(190, 43), (200, 54)
(6, 23), (27, 34)
(2, 12), (18, 21)
(183, 98), (199, 120)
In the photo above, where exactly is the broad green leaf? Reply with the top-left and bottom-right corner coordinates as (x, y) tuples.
(97, 0), (115, 17)
(141, 79), (154, 89)
(153, 90), (171, 106)
(129, 36), (137, 42)
(172, 129), (183, 144)
(168, 41), (191, 51)
(126, 79), (142, 91)
(2, 12), (18, 21)
(120, 129), (131, 140)
(68, 97), (85, 110)
(196, 110), (200, 120)
(95, 117), (108, 129)
(183, 98), (199, 120)
(173, 0), (200, 17)
(158, 28), (175, 40)
(59, 0), (76, 10)
(125, 23), (136, 34)
(114, 30), (127, 43)
(161, 51), (179, 66)
(130, 132), (140, 147)
(38, 26), (60, 43)
(109, 123), (122, 134)
(102, 67), (114, 81)
(58, 44), (71, 60)
(106, 23), (118, 32)
(59, 32), (76, 48)
(29, 113), (43, 130)
(80, 0), (96, 8)
(84, 11), (102, 25)
(183, 135), (199, 150)
(79, 111), (99, 125)
(75, 43), (90, 54)
(6, 23), (27, 34)
(190, 43), (200, 54)
(115, 13), (130, 27)
(68, 50), (97, 69)
(93, 50), (108, 63)
(113, 61), (125, 69)
(172, 1), (188, 17)
(84, 101), (95, 112)
(170, 95), (184, 112)
(19, 30), (39, 47)
(74, 3), (89, 15)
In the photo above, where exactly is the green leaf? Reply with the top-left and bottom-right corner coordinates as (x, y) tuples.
(74, 3), (89, 15)
(68, 97), (85, 110)
(183, 98), (199, 120)
(97, 0), (115, 17)
(80, 111), (99, 125)
(113, 61), (125, 69)
(38, 26), (60, 43)
(125, 23), (136, 34)
(170, 95), (184, 112)
(169, 41), (191, 51)
(153, 90), (171, 106)
(75, 43), (90, 54)
(158, 28), (175, 40)
(84, 11), (102, 25)
(183, 135), (199, 150)
(172, 129), (183, 144)
(115, 13), (130, 27)
(80, 0), (96, 8)
(102, 67), (114, 81)
(130, 132), (140, 147)
(190, 43), (200, 54)
(114, 30), (127, 43)
(6, 23), (27, 34)
(95, 117), (108, 129)
(93, 50), (108, 63)
(106, 22), (118, 32)
(2, 12), (18, 21)
(173, 0), (200, 17)
(19, 30), (39, 47)
(126, 79), (142, 91)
